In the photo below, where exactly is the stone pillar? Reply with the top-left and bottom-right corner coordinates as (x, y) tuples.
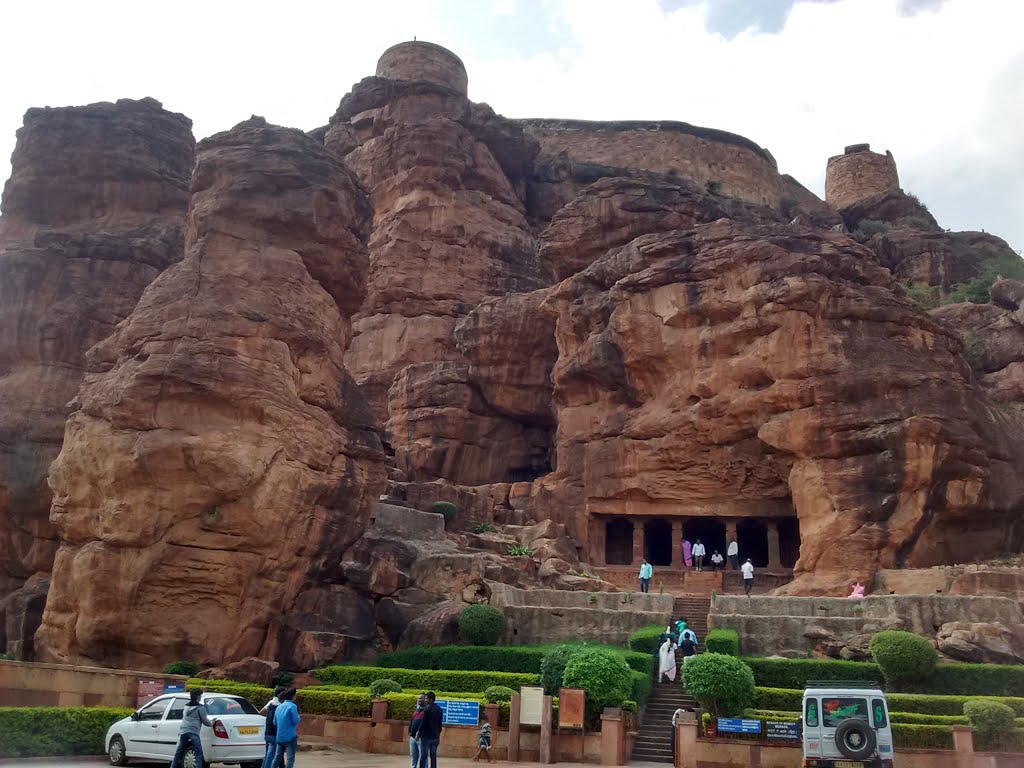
(600, 708), (625, 766)
(591, 517), (606, 566)
(509, 693), (521, 761)
(952, 725), (975, 755)
(766, 520), (781, 569)
(632, 519), (644, 566)
(671, 519), (683, 569)
(371, 698), (388, 724)
(676, 720), (698, 768)
(484, 703), (499, 730)
(539, 694), (554, 763)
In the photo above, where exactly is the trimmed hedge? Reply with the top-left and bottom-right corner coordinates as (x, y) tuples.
(295, 690), (373, 717)
(0, 707), (133, 757)
(753, 687), (1024, 717)
(870, 631), (938, 689)
(743, 657), (1024, 697)
(892, 723), (954, 750)
(459, 605), (506, 646)
(628, 625), (664, 655)
(631, 670), (652, 705)
(187, 678), (273, 702)
(378, 644), (653, 677)
(975, 730), (1024, 753)
(562, 650), (633, 717)
(315, 665), (537, 692)
(964, 700), (1016, 734)
(705, 629), (740, 656)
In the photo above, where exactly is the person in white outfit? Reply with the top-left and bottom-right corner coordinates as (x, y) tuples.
(692, 539), (706, 571)
(727, 538), (739, 570)
(741, 558), (755, 595)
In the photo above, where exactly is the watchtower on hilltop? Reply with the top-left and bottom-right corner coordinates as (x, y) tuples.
(375, 40), (468, 96)
(825, 143), (900, 210)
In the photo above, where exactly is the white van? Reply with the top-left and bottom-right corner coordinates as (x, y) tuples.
(802, 683), (894, 768)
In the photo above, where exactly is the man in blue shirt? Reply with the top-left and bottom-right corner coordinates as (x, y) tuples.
(639, 559), (653, 593)
(273, 688), (301, 768)
(416, 691), (444, 768)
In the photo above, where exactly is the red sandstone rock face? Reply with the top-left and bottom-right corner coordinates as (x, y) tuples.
(533, 221), (1024, 594)
(325, 77), (543, 421)
(33, 118), (385, 669)
(0, 98), (195, 658)
(869, 230), (1017, 291)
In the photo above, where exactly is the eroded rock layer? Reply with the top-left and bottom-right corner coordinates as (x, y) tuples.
(0, 98), (195, 658)
(34, 118), (385, 669)
(533, 221), (1024, 593)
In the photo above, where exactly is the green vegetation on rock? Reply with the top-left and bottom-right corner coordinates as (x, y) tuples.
(458, 604), (506, 646)
(430, 501), (458, 527)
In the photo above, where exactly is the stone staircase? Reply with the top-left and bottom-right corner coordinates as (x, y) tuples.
(672, 595), (711, 641)
(632, 651), (697, 763)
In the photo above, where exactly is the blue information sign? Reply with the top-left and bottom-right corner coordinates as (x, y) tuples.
(163, 682), (185, 694)
(437, 699), (480, 726)
(765, 721), (801, 741)
(716, 718), (762, 735)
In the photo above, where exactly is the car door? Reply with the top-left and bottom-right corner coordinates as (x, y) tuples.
(155, 697), (190, 761)
(127, 697), (172, 758)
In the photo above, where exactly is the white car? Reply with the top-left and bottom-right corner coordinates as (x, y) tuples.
(106, 692), (267, 768)
(802, 683), (895, 768)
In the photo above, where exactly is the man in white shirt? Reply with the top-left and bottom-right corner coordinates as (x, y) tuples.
(691, 539), (706, 571)
(727, 538), (739, 570)
(741, 558), (755, 595)
(671, 707), (689, 760)
(710, 551), (724, 570)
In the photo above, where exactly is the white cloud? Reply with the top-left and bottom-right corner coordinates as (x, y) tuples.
(1, 0), (1020, 251)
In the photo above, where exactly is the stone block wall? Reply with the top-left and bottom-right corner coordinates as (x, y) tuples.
(0, 659), (186, 707)
(375, 41), (469, 95)
(825, 144), (900, 209)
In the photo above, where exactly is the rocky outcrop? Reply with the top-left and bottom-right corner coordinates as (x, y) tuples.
(870, 230), (1018, 291)
(0, 98), (195, 657)
(533, 221), (1024, 593)
(326, 73), (543, 420)
(936, 621), (1024, 664)
(838, 190), (939, 233)
(34, 118), (385, 669)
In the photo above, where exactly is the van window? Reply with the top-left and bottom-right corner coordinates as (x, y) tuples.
(805, 698), (819, 727)
(871, 699), (888, 728)
(822, 698), (868, 728)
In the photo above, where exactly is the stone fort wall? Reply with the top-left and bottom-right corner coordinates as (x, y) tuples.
(375, 41), (468, 96)
(825, 143), (900, 209)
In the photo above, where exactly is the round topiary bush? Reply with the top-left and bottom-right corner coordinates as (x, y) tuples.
(162, 661), (200, 677)
(431, 501), (458, 528)
(682, 653), (755, 716)
(561, 649), (633, 716)
(540, 644), (582, 695)
(458, 604), (506, 646)
(368, 678), (403, 698)
(964, 700), (1016, 734)
(869, 630), (938, 689)
(484, 685), (516, 703)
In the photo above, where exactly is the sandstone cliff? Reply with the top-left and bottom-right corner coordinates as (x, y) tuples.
(34, 118), (385, 669)
(0, 98), (195, 657)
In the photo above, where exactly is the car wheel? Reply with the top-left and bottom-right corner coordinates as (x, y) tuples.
(835, 719), (877, 761)
(108, 735), (129, 766)
(182, 747), (210, 768)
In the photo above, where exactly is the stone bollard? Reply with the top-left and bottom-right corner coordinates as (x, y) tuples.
(371, 698), (388, 725)
(601, 707), (625, 766)
(676, 720), (698, 768)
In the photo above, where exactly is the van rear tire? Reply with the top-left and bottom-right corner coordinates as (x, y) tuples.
(835, 719), (876, 761)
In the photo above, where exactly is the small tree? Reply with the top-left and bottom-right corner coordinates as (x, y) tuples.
(964, 700), (1016, 734)
(682, 653), (755, 716)
(561, 649), (633, 718)
(431, 501), (458, 528)
(540, 644), (581, 695)
(458, 604), (506, 646)
(162, 661), (200, 677)
(368, 678), (403, 697)
(869, 630), (938, 690)
(484, 685), (516, 703)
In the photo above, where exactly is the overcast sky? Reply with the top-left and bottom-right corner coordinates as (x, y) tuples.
(2, 0), (1021, 251)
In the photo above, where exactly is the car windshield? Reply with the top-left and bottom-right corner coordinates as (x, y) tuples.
(822, 697), (869, 728)
(204, 696), (259, 716)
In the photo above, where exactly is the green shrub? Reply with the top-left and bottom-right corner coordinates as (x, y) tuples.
(187, 678), (273, 702)
(474, 523), (495, 534)
(870, 631), (938, 689)
(684, 653), (756, 716)
(431, 501), (458, 527)
(0, 707), (133, 757)
(856, 219), (889, 238)
(905, 283), (941, 310)
(964, 700), (1016, 734)
(891, 711), (968, 725)
(753, 687), (802, 711)
(368, 679), (403, 698)
(628, 625), (664, 655)
(506, 545), (534, 557)
(630, 670), (652, 705)
(377, 644), (652, 677)
(162, 660), (199, 676)
(945, 252), (1024, 306)
(705, 629), (740, 656)
(294, 689), (372, 717)
(459, 605), (506, 646)
(892, 723), (954, 750)
(975, 729), (1024, 753)
(484, 685), (515, 703)
(540, 644), (580, 695)
(743, 657), (879, 689)
(314, 665), (536, 692)
(271, 671), (294, 688)
(562, 649), (633, 717)
(705, 180), (721, 194)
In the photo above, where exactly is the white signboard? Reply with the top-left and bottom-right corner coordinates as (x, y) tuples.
(519, 685), (544, 726)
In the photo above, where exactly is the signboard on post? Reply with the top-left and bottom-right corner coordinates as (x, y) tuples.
(716, 718), (762, 735)
(437, 699), (480, 726)
(558, 688), (585, 729)
(765, 720), (801, 741)
(163, 681), (186, 695)
(136, 679), (164, 708)
(519, 686), (544, 726)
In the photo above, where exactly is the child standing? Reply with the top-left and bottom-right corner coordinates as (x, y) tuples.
(473, 721), (493, 763)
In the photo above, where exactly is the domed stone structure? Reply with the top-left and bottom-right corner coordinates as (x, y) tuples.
(375, 40), (468, 95)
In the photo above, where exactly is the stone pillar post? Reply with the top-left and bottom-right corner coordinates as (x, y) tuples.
(766, 521), (781, 569)
(539, 694), (554, 763)
(509, 693), (522, 761)
(600, 708), (625, 766)
(591, 517), (606, 566)
(952, 725), (975, 755)
(632, 519), (644, 566)
(671, 519), (683, 569)
(677, 720), (698, 768)
(371, 698), (388, 724)
(484, 703), (500, 730)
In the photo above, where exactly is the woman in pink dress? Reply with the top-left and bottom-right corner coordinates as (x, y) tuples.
(682, 539), (693, 569)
